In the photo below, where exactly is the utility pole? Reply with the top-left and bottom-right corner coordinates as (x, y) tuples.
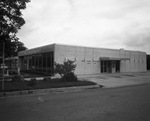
(2, 42), (5, 96)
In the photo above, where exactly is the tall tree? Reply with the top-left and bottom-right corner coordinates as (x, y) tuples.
(11, 40), (27, 56)
(13, 40), (27, 56)
(0, 0), (30, 58)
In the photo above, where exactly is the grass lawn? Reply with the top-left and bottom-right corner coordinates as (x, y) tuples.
(0, 78), (97, 92)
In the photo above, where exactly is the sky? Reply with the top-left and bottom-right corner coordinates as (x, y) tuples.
(17, 0), (150, 54)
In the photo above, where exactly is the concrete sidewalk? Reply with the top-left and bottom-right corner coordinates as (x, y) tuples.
(1, 71), (150, 97)
(0, 85), (100, 98)
(78, 71), (150, 88)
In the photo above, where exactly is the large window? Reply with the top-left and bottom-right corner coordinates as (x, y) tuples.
(21, 52), (54, 75)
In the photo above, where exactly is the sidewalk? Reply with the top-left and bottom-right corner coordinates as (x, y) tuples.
(1, 71), (150, 97)
(78, 71), (150, 88)
(0, 85), (100, 98)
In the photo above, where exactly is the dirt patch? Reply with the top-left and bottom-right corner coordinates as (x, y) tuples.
(110, 76), (122, 78)
(122, 74), (135, 77)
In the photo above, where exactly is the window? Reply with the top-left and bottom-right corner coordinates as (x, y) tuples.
(21, 52), (54, 75)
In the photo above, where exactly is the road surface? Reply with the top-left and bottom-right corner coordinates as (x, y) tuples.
(0, 84), (150, 121)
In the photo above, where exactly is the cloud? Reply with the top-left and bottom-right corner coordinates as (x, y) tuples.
(121, 21), (150, 53)
(124, 27), (150, 47)
(17, 0), (150, 53)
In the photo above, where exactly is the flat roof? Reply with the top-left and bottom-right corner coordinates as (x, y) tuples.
(18, 44), (55, 56)
(100, 57), (130, 60)
(55, 43), (146, 53)
(18, 43), (146, 56)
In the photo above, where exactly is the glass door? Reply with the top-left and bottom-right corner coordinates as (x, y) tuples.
(101, 60), (112, 73)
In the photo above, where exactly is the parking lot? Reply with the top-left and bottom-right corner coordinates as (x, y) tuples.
(78, 71), (150, 88)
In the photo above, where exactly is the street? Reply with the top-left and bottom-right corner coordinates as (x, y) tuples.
(0, 84), (150, 121)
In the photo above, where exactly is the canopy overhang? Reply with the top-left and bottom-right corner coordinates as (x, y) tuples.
(100, 57), (130, 61)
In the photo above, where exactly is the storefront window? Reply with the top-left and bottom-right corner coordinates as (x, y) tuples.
(21, 52), (54, 75)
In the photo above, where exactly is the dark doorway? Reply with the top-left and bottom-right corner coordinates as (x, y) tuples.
(116, 60), (120, 72)
(147, 55), (150, 70)
(101, 60), (120, 73)
(101, 60), (112, 73)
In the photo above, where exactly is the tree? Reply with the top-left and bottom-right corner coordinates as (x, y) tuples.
(0, 0), (30, 58)
(54, 60), (78, 81)
(11, 40), (27, 56)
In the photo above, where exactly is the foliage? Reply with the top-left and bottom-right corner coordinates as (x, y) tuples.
(0, 0), (29, 58)
(43, 77), (51, 81)
(11, 75), (26, 93)
(10, 41), (27, 56)
(62, 72), (78, 82)
(12, 75), (24, 82)
(0, 78), (97, 92)
(28, 78), (37, 87)
(54, 60), (76, 78)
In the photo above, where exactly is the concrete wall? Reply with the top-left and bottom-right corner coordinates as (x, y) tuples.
(18, 43), (147, 75)
(147, 55), (150, 70)
(54, 44), (147, 75)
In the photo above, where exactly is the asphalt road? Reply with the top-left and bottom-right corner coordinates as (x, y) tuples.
(0, 84), (150, 121)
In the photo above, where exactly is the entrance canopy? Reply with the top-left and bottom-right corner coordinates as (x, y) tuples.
(100, 57), (130, 61)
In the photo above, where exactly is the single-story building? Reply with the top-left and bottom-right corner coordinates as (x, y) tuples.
(5, 56), (18, 70)
(18, 43), (147, 75)
(0, 56), (18, 75)
(147, 54), (150, 70)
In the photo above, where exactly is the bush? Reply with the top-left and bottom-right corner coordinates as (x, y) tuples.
(54, 60), (76, 78)
(54, 60), (78, 81)
(12, 75), (24, 82)
(9, 70), (18, 75)
(11, 75), (26, 94)
(28, 78), (37, 87)
(62, 72), (78, 82)
(43, 77), (51, 81)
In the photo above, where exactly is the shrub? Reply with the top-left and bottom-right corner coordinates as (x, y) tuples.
(11, 75), (26, 94)
(54, 60), (77, 80)
(62, 72), (78, 82)
(28, 78), (37, 87)
(12, 75), (24, 82)
(9, 70), (18, 75)
(43, 77), (51, 81)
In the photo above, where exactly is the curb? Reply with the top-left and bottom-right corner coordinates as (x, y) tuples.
(101, 82), (150, 89)
(0, 85), (100, 98)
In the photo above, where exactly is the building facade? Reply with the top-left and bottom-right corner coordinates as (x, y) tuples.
(5, 56), (18, 70)
(18, 43), (147, 75)
(147, 55), (150, 70)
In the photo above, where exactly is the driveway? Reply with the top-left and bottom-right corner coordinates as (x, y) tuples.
(78, 71), (150, 88)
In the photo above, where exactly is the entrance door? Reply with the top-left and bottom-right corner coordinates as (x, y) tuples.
(101, 60), (112, 73)
(111, 61), (116, 73)
(116, 60), (120, 72)
(101, 60), (120, 73)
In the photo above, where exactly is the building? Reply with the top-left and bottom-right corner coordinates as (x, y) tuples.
(5, 56), (18, 75)
(0, 56), (18, 76)
(18, 43), (147, 75)
(5, 56), (18, 70)
(147, 54), (150, 70)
